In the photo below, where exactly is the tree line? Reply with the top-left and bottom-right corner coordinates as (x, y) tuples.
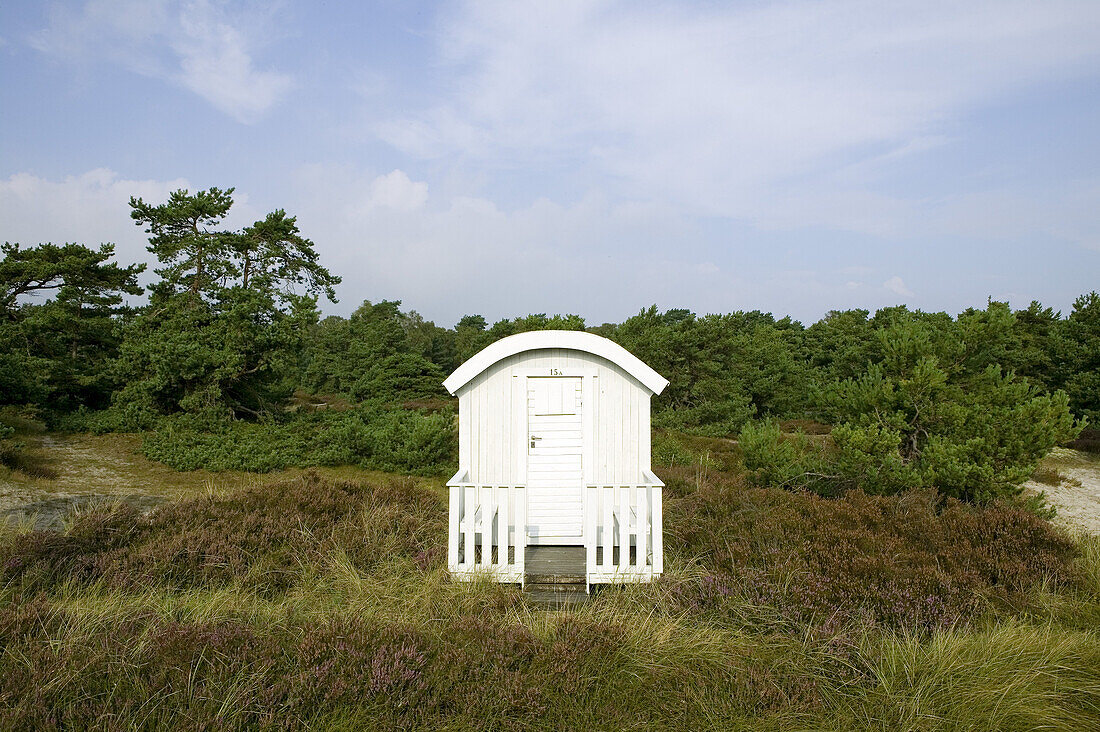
(1, 187), (1095, 498)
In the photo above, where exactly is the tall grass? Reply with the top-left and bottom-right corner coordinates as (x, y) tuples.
(836, 623), (1100, 730)
(1, 471), (1098, 729)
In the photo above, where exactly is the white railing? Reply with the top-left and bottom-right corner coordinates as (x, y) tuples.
(584, 470), (664, 587)
(447, 469), (526, 583)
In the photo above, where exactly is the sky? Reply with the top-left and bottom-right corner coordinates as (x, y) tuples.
(1, 0), (1099, 327)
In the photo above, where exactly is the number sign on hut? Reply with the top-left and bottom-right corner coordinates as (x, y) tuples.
(443, 330), (669, 592)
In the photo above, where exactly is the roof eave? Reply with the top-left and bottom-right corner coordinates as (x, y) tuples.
(443, 330), (669, 396)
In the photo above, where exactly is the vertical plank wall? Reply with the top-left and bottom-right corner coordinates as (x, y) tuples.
(456, 348), (652, 485)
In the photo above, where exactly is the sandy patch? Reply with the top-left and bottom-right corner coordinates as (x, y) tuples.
(1025, 448), (1100, 535)
(0, 433), (263, 529)
(0, 433), (442, 530)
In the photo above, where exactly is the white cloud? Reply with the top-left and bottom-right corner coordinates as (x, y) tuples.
(285, 163), (739, 323)
(171, 8), (293, 122)
(364, 170), (429, 213)
(883, 276), (914, 298)
(0, 169), (259, 289)
(0, 168), (187, 260)
(30, 0), (292, 123)
(8, 166), (1081, 326)
(280, 161), (1095, 325)
(373, 0), (1100, 232)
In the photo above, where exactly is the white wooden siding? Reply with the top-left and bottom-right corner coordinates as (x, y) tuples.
(455, 348), (651, 487)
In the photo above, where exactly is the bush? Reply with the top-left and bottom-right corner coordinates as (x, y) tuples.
(652, 394), (754, 438)
(0, 422), (18, 471)
(739, 419), (825, 490)
(52, 404), (159, 433)
(311, 409), (456, 475)
(0, 473), (446, 595)
(137, 406), (457, 475)
(808, 324), (1082, 501)
(1068, 427), (1100, 454)
(741, 370), (1081, 502)
(829, 421), (919, 495)
(662, 469), (1077, 631)
(651, 431), (697, 468)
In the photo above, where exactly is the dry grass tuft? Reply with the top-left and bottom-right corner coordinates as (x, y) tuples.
(1032, 465), (1065, 486)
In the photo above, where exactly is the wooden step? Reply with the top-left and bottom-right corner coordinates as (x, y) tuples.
(525, 581), (586, 593)
(526, 572), (586, 585)
(526, 587), (588, 609)
(523, 545), (589, 608)
(521, 545), (589, 607)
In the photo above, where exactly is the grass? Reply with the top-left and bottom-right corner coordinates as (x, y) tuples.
(834, 622), (1100, 730)
(5, 556), (1099, 729)
(1, 436), (1099, 728)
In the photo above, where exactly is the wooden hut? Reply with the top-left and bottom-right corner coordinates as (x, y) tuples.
(443, 330), (669, 591)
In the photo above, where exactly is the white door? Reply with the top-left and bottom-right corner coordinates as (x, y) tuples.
(526, 376), (584, 543)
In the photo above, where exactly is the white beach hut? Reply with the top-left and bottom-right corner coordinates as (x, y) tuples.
(443, 330), (669, 591)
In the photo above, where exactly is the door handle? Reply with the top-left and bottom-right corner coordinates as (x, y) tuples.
(530, 436), (542, 448)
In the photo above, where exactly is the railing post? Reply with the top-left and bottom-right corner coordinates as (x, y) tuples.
(618, 485), (629, 574)
(451, 475), (659, 585)
(462, 485), (475, 572)
(585, 485), (596, 591)
(515, 485), (526, 585)
(601, 485), (613, 573)
(482, 485), (496, 569)
(501, 484), (508, 572)
(651, 485), (663, 575)
(448, 485), (460, 571)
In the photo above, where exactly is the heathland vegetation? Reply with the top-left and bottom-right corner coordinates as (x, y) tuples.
(2, 187), (1100, 728)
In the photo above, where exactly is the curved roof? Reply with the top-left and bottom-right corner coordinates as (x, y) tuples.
(443, 330), (669, 395)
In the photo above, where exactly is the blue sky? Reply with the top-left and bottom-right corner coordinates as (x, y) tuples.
(2, 0), (1099, 327)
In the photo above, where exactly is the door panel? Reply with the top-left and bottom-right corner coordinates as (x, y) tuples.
(526, 376), (584, 542)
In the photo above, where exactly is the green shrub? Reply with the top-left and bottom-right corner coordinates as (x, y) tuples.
(740, 419), (829, 491)
(741, 367), (1081, 501)
(137, 406), (457, 475)
(0, 422), (15, 469)
(829, 422), (920, 495)
(652, 396), (754, 438)
(810, 337), (1082, 502)
(140, 419), (306, 472)
(313, 409), (456, 475)
(53, 404), (162, 433)
(651, 431), (696, 467)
